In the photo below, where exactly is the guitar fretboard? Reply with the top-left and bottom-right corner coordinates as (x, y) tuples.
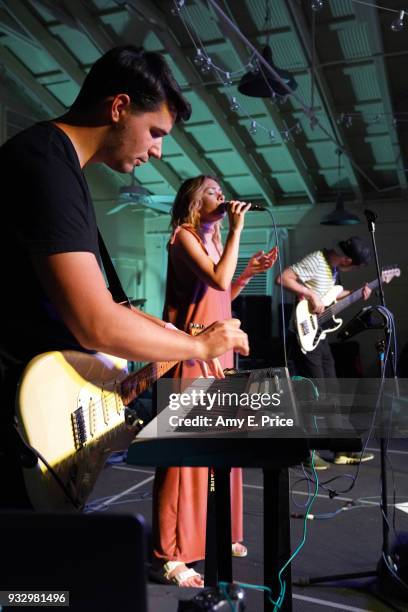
(120, 360), (178, 405)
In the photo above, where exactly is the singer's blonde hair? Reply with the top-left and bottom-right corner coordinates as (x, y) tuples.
(170, 175), (223, 251)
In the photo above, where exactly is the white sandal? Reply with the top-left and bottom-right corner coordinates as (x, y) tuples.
(161, 561), (204, 587)
(232, 542), (248, 558)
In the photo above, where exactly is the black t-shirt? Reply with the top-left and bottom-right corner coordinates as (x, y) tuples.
(0, 122), (100, 415)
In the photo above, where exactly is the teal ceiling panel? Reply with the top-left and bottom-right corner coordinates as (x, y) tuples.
(163, 54), (189, 88)
(166, 155), (202, 179)
(223, 175), (263, 199)
(185, 124), (232, 152)
(275, 173), (304, 193)
(183, 1), (223, 42)
(162, 136), (185, 156)
(133, 162), (172, 184)
(141, 183), (176, 196)
(100, 10), (129, 35)
(237, 117), (278, 146)
(365, 135), (395, 164)
(91, 0), (118, 9)
(308, 142), (340, 169)
(3, 39), (60, 73)
(209, 150), (249, 175)
(233, 89), (270, 117)
(343, 65), (381, 101)
(210, 48), (246, 75)
(28, 0), (56, 23)
(299, 114), (332, 141)
(246, 0), (290, 30)
(142, 31), (164, 53)
(320, 169), (351, 190)
(45, 81), (79, 106)
(50, 25), (100, 65)
(257, 148), (293, 172)
(289, 73), (324, 111)
(183, 91), (214, 123)
(334, 23), (371, 60)
(268, 32), (306, 70)
(330, 0), (354, 18)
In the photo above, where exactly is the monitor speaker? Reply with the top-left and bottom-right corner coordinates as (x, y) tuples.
(233, 295), (273, 361)
(0, 511), (148, 612)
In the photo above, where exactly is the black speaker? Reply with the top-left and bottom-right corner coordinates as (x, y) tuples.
(0, 511), (148, 612)
(233, 295), (273, 361)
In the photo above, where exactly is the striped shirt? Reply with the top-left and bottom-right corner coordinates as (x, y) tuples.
(290, 250), (335, 298)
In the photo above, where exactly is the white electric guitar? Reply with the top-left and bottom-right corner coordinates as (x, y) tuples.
(16, 350), (178, 511)
(295, 266), (400, 353)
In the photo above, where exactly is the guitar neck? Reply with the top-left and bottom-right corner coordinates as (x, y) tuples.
(120, 360), (178, 405)
(326, 278), (378, 318)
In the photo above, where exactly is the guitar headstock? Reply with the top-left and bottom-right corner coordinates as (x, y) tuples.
(381, 265), (401, 284)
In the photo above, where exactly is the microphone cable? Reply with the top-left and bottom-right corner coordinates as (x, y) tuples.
(263, 208), (288, 369)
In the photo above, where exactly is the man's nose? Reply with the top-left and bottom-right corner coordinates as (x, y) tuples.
(149, 139), (163, 160)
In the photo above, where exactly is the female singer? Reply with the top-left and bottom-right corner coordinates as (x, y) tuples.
(152, 175), (278, 586)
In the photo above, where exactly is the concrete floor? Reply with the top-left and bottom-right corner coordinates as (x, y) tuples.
(86, 439), (408, 611)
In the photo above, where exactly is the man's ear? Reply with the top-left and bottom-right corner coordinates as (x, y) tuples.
(341, 256), (353, 267)
(110, 93), (131, 123)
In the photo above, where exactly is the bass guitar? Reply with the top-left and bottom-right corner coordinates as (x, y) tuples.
(295, 266), (400, 353)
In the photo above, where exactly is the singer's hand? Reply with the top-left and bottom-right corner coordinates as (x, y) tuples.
(227, 200), (252, 232)
(242, 246), (278, 278)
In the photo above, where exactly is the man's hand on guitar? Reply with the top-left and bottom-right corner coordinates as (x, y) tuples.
(196, 319), (249, 360)
(362, 283), (372, 301)
(306, 291), (325, 314)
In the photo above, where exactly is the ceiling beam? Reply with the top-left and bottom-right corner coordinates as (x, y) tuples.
(127, 0), (278, 205)
(213, 0), (316, 205)
(0, 8), (42, 48)
(286, 0), (363, 200)
(3, 0), (85, 84)
(0, 45), (64, 115)
(61, 0), (121, 53)
(353, 4), (407, 195)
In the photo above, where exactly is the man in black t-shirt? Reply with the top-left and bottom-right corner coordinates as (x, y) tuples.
(0, 46), (249, 508)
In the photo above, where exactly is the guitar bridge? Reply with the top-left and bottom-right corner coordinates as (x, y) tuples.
(300, 320), (310, 335)
(71, 407), (87, 450)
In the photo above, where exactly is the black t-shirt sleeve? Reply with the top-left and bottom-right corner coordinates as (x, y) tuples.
(18, 147), (96, 256)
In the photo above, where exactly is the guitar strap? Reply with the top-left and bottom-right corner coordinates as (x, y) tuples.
(97, 230), (131, 308)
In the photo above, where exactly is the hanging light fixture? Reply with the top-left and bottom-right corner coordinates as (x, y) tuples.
(238, 45), (298, 98)
(321, 150), (360, 225)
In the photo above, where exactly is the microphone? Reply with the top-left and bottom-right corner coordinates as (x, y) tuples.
(223, 201), (267, 211)
(364, 209), (378, 223)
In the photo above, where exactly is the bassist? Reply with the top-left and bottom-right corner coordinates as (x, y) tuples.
(275, 236), (374, 468)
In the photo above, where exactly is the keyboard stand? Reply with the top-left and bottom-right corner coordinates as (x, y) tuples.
(127, 437), (309, 612)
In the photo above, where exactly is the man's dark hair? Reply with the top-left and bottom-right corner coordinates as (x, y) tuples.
(72, 45), (191, 123)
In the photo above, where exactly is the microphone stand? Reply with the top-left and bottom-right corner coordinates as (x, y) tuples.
(295, 210), (404, 610)
(364, 208), (391, 566)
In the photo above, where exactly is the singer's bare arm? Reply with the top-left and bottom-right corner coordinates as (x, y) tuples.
(31, 251), (249, 361)
(173, 201), (251, 291)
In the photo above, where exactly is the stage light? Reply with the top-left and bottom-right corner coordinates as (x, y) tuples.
(311, 0), (324, 11)
(391, 10), (405, 32)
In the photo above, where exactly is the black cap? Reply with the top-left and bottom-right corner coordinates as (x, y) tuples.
(338, 236), (372, 266)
